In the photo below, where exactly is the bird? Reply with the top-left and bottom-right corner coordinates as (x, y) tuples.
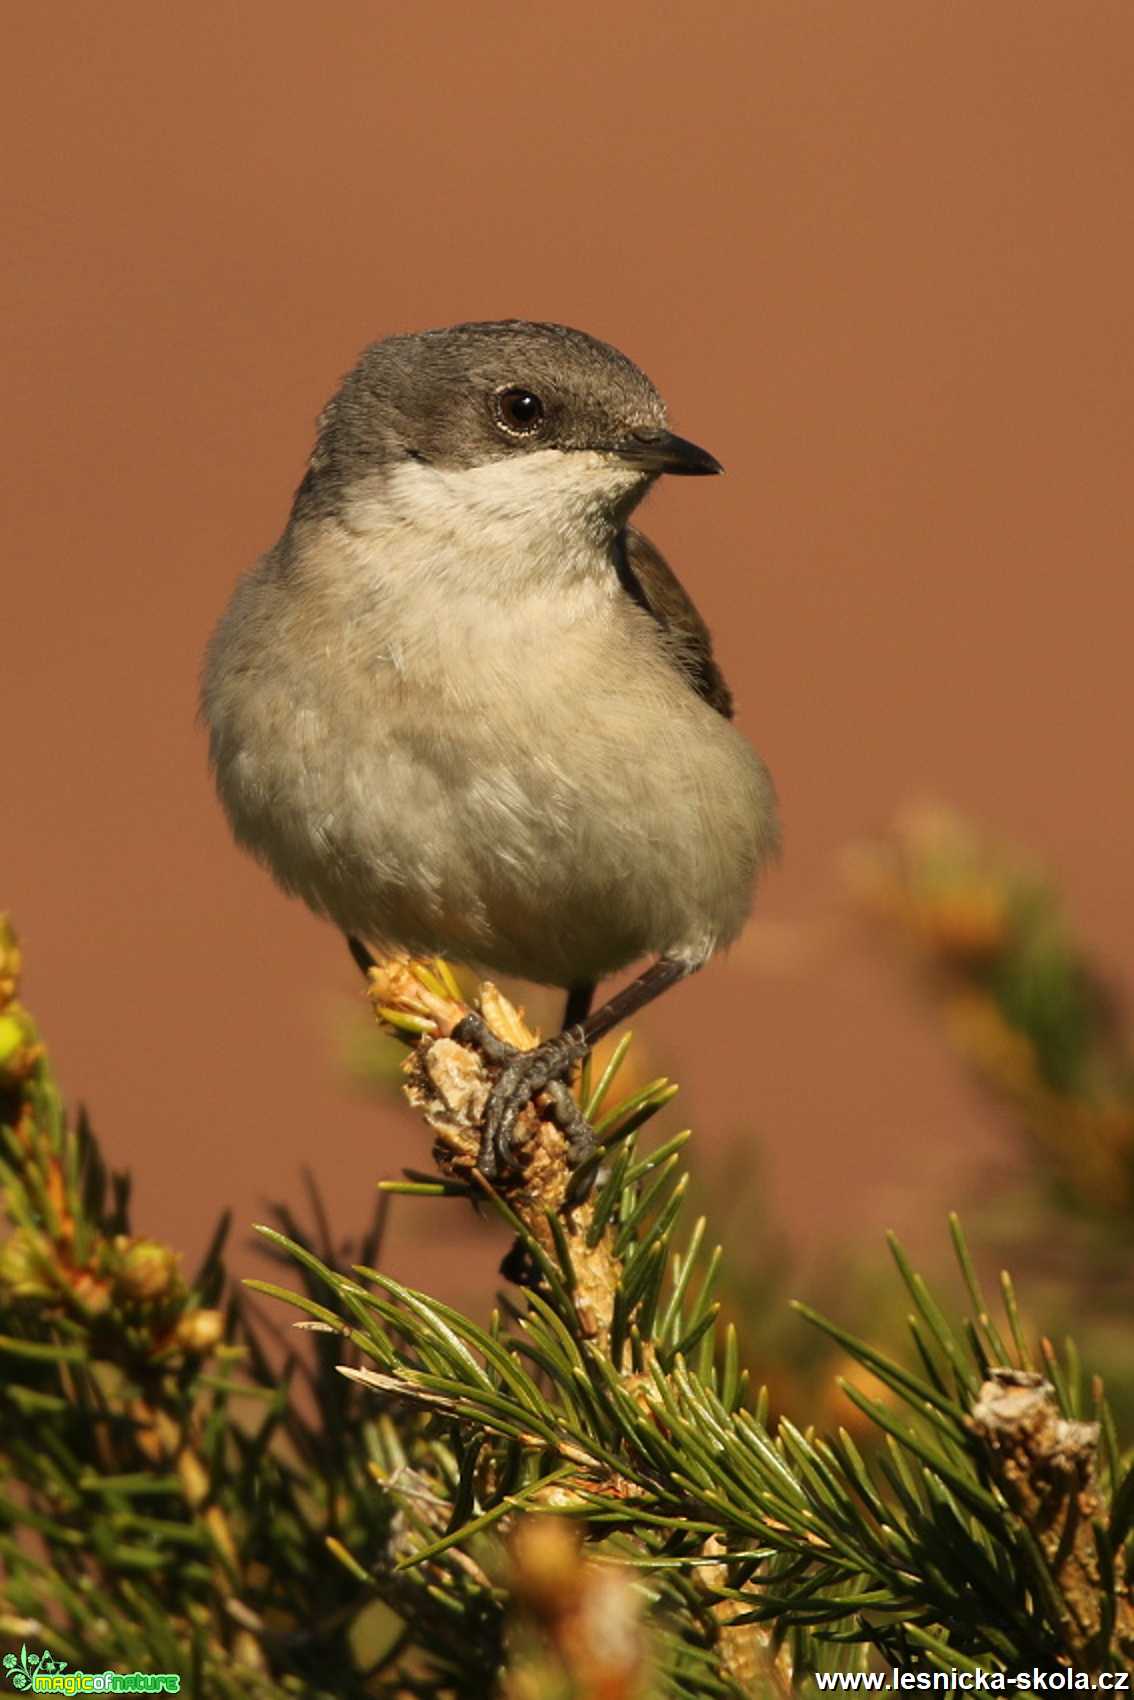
(202, 320), (779, 1178)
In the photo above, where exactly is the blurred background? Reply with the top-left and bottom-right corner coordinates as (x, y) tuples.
(4, 4), (1133, 1388)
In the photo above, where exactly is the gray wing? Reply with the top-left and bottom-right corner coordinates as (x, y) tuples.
(614, 526), (734, 719)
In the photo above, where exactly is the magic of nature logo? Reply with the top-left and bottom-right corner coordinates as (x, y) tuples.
(3, 1648), (180, 1694)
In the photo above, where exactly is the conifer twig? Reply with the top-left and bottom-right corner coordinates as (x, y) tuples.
(364, 955), (627, 1350)
(968, 1369), (1134, 1665)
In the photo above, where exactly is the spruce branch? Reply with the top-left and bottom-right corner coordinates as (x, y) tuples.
(362, 953), (674, 1353)
(0, 917), (437, 1696)
(7, 912), (1134, 1694)
(263, 957), (1134, 1687)
(968, 1370), (1134, 1665)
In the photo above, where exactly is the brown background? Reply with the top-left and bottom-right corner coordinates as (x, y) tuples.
(5, 2), (1132, 1305)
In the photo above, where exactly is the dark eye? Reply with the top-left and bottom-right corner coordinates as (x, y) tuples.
(494, 387), (545, 437)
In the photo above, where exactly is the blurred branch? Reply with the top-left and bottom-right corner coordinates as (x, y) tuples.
(845, 804), (1134, 1220)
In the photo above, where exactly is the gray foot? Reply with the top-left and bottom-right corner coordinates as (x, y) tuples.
(450, 1014), (596, 1178)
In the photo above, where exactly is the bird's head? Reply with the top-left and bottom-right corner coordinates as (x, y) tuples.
(294, 320), (721, 551)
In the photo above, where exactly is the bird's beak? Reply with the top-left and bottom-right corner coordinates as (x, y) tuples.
(612, 429), (723, 477)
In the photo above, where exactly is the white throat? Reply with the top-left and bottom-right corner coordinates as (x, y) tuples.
(339, 449), (646, 595)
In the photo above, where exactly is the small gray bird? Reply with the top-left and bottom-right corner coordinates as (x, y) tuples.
(203, 321), (779, 1176)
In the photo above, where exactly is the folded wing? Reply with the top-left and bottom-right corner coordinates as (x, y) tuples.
(614, 527), (734, 719)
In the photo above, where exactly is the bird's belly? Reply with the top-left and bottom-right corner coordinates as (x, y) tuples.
(216, 666), (775, 988)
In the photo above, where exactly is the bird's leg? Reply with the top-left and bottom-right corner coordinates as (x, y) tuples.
(562, 981), (596, 1031)
(344, 934), (593, 1176)
(346, 934), (694, 1180)
(580, 956), (691, 1047)
(346, 934), (378, 977)
(455, 956), (695, 1180)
